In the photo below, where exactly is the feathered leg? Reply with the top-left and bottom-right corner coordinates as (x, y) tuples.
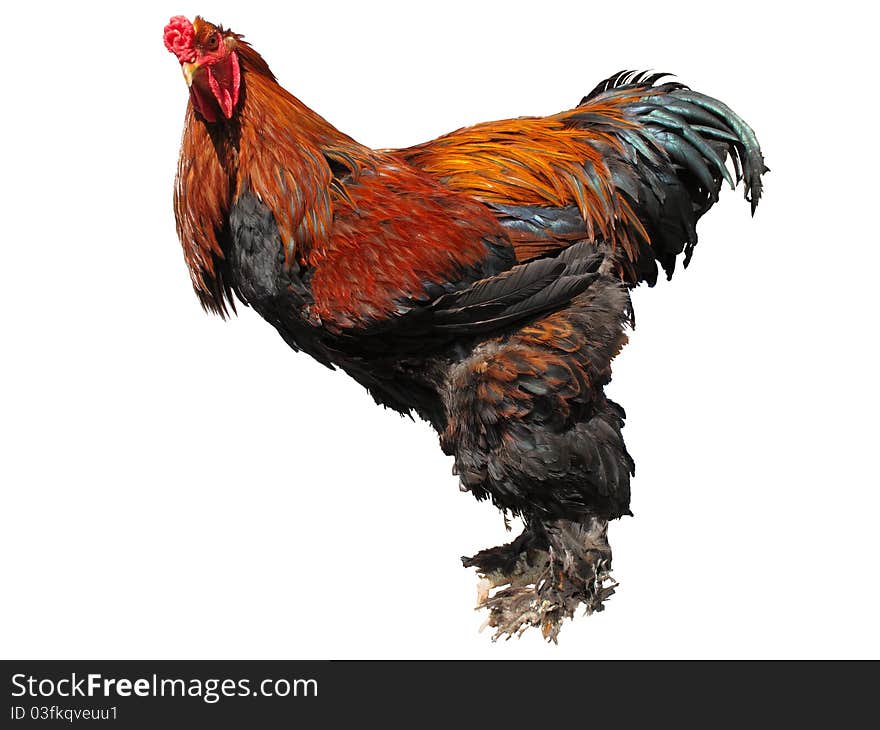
(463, 515), (616, 641)
(442, 271), (633, 641)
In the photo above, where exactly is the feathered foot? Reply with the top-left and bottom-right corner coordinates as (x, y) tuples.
(462, 516), (616, 642)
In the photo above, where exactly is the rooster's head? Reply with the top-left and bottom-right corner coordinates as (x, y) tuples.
(164, 16), (251, 123)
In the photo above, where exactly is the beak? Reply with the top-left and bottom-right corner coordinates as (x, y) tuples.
(182, 61), (199, 87)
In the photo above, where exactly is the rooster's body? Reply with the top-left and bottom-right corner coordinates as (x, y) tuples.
(165, 16), (766, 640)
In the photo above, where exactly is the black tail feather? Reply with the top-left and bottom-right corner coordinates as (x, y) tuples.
(578, 71), (768, 280)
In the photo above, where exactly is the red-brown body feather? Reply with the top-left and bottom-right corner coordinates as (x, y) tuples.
(308, 162), (504, 331)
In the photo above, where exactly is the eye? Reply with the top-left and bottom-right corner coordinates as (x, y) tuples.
(205, 33), (219, 51)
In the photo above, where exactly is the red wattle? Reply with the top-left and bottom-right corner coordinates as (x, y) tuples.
(190, 52), (241, 123)
(190, 85), (218, 123)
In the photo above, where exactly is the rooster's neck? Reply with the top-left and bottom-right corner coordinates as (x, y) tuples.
(240, 70), (355, 149)
(174, 67), (369, 316)
(235, 71), (367, 265)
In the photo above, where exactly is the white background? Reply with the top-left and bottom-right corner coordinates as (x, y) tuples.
(2, 1), (877, 659)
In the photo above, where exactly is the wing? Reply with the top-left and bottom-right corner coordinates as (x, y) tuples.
(305, 155), (606, 350)
(398, 71), (768, 284)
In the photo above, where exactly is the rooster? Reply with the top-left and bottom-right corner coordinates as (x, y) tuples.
(164, 15), (766, 640)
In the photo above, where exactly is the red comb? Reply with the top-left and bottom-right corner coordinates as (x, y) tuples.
(164, 16), (196, 63)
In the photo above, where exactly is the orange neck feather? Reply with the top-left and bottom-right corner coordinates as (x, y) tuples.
(174, 50), (370, 315)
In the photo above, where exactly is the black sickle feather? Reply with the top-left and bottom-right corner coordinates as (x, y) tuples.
(576, 71), (769, 262)
(431, 252), (601, 334)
